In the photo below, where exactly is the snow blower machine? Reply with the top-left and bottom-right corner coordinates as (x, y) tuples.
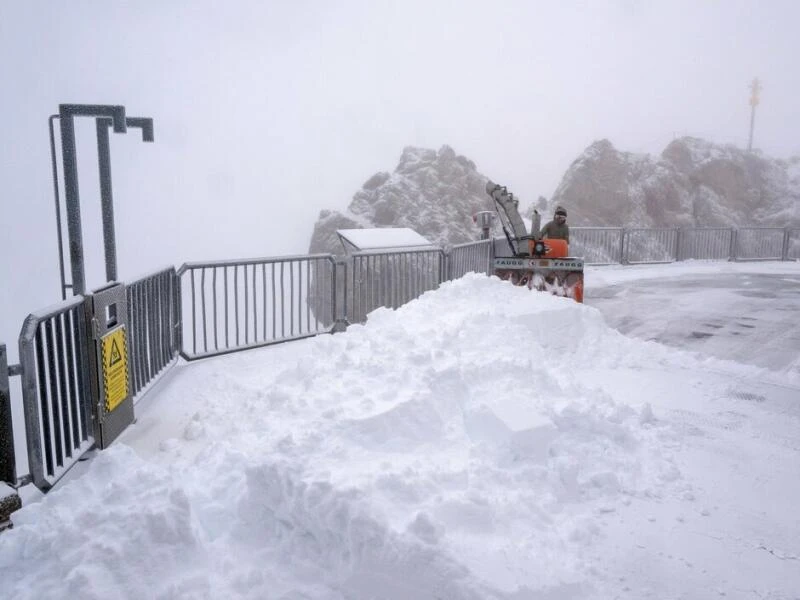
(486, 181), (584, 303)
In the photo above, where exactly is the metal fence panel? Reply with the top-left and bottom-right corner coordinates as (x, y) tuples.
(787, 229), (800, 260)
(126, 267), (180, 402)
(178, 255), (336, 360)
(446, 239), (493, 280)
(348, 248), (444, 324)
(18, 296), (94, 491)
(677, 228), (733, 261)
(735, 228), (785, 261)
(571, 228), (624, 264)
(624, 228), (678, 264)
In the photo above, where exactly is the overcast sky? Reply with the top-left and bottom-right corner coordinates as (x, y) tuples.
(1, 0), (799, 349)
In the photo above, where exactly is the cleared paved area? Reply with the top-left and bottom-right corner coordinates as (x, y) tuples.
(586, 270), (800, 374)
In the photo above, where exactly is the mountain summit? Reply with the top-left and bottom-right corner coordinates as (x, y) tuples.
(549, 137), (800, 227)
(308, 138), (800, 256)
(308, 145), (492, 255)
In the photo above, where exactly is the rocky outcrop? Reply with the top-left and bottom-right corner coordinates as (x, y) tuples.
(308, 145), (494, 255)
(548, 137), (800, 227)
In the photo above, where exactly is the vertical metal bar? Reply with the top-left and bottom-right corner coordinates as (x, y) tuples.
(35, 326), (55, 476)
(212, 268), (218, 352)
(66, 309), (86, 441)
(244, 265), (249, 345)
(271, 264), (276, 339)
(0, 344), (16, 485)
(63, 311), (80, 449)
(234, 266), (240, 347)
(201, 268), (208, 353)
(190, 270), (197, 355)
(78, 300), (94, 444)
(306, 260), (311, 333)
(135, 282), (146, 393)
(262, 264), (267, 341)
(54, 314), (73, 458)
(45, 320), (65, 468)
(224, 267), (229, 350)
(729, 228), (737, 261)
(782, 228), (790, 261)
(58, 111), (86, 295)
(252, 262), (258, 342)
(160, 271), (169, 368)
(48, 115), (68, 301)
(280, 262), (286, 338)
(289, 261), (295, 336)
(95, 118), (118, 283)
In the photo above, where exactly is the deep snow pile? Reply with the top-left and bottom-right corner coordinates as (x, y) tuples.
(1, 273), (798, 599)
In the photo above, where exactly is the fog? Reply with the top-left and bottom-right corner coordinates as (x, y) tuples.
(1, 0), (798, 356)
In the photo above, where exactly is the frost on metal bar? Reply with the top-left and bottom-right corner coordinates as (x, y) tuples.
(178, 255), (336, 361)
(126, 267), (180, 401)
(348, 248), (444, 325)
(19, 296), (94, 491)
(446, 239), (493, 280)
(571, 228), (624, 265)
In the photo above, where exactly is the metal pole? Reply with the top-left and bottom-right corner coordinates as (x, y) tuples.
(48, 116), (69, 300)
(0, 344), (16, 485)
(58, 104), (127, 296)
(96, 119), (117, 282)
(95, 116), (154, 285)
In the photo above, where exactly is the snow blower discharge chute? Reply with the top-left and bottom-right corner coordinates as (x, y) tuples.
(486, 181), (584, 303)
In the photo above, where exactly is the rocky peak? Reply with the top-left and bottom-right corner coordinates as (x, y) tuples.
(551, 137), (800, 228)
(309, 145), (492, 255)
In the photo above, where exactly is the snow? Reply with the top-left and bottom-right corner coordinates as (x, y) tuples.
(2, 262), (800, 599)
(336, 228), (434, 251)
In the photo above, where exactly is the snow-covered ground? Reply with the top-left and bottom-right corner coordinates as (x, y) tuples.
(1, 261), (799, 599)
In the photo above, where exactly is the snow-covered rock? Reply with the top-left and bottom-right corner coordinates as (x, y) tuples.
(309, 146), (493, 255)
(550, 137), (800, 227)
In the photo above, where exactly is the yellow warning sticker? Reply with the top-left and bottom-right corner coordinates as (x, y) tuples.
(101, 327), (129, 412)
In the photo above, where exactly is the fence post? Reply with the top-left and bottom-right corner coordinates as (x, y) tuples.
(674, 228), (683, 262)
(0, 345), (16, 486)
(781, 228), (791, 261)
(332, 257), (349, 332)
(728, 228), (738, 262)
(619, 228), (628, 264)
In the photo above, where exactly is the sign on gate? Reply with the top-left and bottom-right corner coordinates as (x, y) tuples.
(90, 284), (134, 448)
(101, 327), (129, 412)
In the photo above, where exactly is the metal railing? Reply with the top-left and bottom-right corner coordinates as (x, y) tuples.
(347, 248), (444, 325)
(624, 228), (679, 264)
(446, 239), (493, 280)
(787, 229), (800, 260)
(18, 296), (94, 491)
(178, 255), (337, 360)
(677, 228), (733, 261)
(571, 228), (624, 264)
(127, 267), (181, 401)
(735, 227), (786, 261)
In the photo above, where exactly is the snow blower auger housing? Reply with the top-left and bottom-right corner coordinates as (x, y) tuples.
(486, 181), (584, 303)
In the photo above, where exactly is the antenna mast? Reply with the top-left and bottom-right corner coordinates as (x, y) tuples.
(747, 77), (761, 152)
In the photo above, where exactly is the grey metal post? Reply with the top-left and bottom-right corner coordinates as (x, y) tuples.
(728, 227), (738, 261)
(674, 228), (683, 262)
(0, 345), (15, 485)
(619, 228), (627, 264)
(59, 104), (127, 296)
(48, 116), (69, 300)
(95, 116), (155, 283)
(781, 227), (790, 261)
